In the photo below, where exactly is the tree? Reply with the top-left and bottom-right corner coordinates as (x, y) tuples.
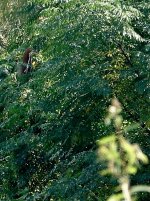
(0, 0), (149, 200)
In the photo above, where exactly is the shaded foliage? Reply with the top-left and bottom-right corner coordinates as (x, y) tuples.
(0, 0), (150, 200)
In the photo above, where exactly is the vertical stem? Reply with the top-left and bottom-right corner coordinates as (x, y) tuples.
(120, 177), (132, 201)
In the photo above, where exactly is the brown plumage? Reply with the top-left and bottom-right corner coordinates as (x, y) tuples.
(22, 48), (32, 64)
(18, 48), (32, 75)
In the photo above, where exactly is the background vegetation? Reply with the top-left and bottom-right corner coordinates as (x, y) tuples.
(0, 0), (150, 200)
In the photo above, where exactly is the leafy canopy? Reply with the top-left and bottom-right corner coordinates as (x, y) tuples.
(0, 0), (150, 200)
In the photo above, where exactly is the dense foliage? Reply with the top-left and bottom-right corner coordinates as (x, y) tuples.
(0, 0), (150, 200)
